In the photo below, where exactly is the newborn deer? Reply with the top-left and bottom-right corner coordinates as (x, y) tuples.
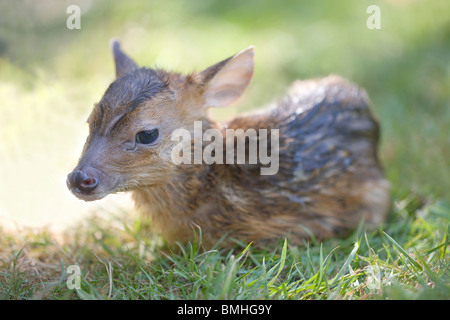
(67, 40), (390, 248)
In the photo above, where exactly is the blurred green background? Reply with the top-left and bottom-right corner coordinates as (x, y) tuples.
(0, 0), (449, 229)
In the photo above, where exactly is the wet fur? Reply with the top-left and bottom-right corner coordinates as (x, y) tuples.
(70, 43), (390, 248)
(132, 75), (390, 247)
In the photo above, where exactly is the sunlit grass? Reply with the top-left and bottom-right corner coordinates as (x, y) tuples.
(0, 0), (449, 300)
(0, 196), (448, 299)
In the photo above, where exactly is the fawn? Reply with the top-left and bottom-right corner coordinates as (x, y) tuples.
(67, 39), (390, 248)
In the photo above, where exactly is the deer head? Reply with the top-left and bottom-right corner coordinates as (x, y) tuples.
(67, 39), (254, 201)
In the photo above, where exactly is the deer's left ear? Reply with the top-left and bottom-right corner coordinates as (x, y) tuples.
(200, 46), (254, 108)
(110, 38), (139, 78)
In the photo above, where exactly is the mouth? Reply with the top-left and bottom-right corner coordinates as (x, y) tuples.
(68, 185), (109, 201)
(66, 177), (120, 202)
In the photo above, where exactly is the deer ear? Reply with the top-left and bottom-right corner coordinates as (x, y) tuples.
(110, 38), (139, 78)
(200, 46), (254, 108)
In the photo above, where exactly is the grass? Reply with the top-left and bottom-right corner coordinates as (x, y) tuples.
(0, 0), (449, 300)
(1, 195), (449, 300)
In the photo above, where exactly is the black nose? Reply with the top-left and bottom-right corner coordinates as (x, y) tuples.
(67, 169), (99, 194)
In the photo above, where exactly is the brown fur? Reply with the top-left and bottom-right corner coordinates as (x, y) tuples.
(67, 40), (390, 248)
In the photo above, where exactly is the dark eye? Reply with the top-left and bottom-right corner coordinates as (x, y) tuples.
(136, 129), (159, 145)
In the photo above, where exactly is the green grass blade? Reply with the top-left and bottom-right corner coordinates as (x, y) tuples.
(267, 239), (287, 287)
(331, 241), (359, 287)
(383, 232), (423, 271)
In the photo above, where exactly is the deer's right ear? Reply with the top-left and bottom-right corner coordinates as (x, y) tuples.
(110, 38), (139, 78)
(200, 46), (254, 108)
